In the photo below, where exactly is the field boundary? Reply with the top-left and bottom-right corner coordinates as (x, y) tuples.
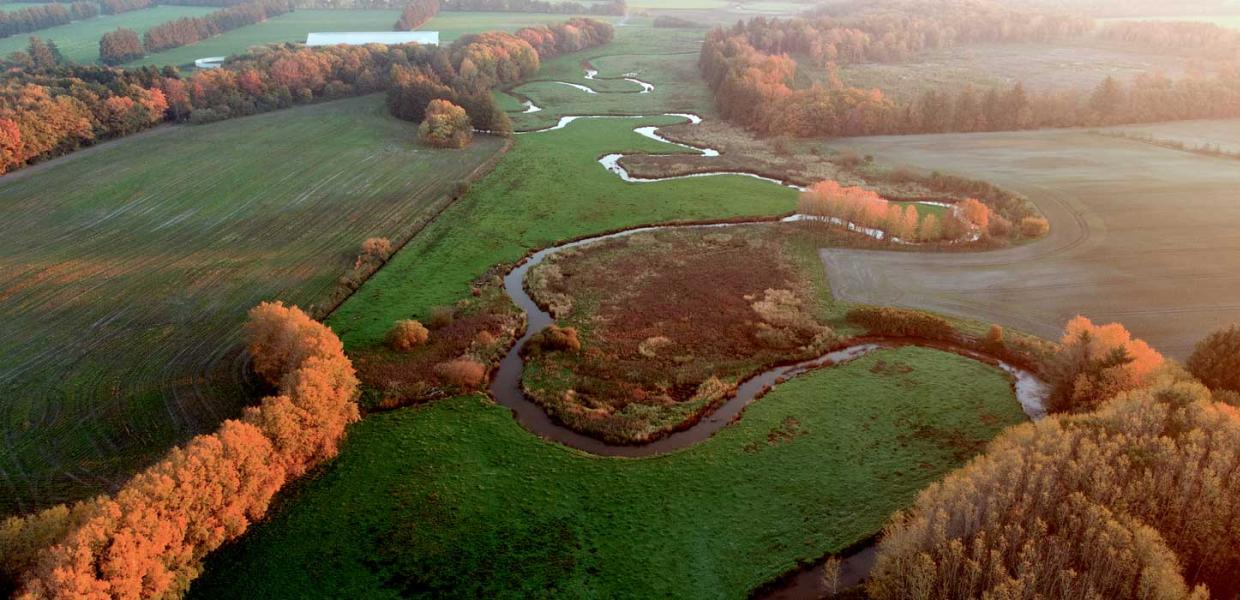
(317, 135), (514, 322)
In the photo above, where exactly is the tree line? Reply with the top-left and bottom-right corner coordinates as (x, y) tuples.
(0, 16), (609, 175)
(100, 0), (154, 15)
(439, 0), (625, 15)
(796, 179), (1049, 244)
(142, 0), (294, 54)
(1100, 19), (1240, 60)
(700, 2), (1240, 137)
(753, 1), (1092, 67)
(868, 317), (1240, 599)
(1, 302), (361, 599)
(386, 18), (613, 131)
(0, 2), (97, 40)
(394, 0), (437, 31)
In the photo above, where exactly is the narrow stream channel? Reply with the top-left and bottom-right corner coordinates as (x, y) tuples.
(491, 70), (1047, 597)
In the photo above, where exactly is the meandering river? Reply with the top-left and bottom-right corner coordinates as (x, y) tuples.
(491, 67), (1049, 596)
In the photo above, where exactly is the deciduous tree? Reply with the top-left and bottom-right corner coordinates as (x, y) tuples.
(1186, 324), (1240, 393)
(419, 98), (472, 148)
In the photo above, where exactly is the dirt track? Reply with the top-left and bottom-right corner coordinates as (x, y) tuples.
(823, 123), (1240, 359)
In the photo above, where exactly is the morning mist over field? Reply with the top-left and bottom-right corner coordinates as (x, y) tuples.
(2, 0), (1240, 598)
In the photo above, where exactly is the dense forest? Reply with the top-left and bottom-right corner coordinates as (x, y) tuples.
(701, 2), (1240, 137)
(0, 17), (612, 175)
(869, 319), (1240, 599)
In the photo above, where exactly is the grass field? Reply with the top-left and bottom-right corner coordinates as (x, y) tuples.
(826, 42), (1191, 102)
(190, 346), (1026, 599)
(825, 120), (1240, 359)
(0, 5), (215, 64)
(328, 22), (798, 349)
(0, 95), (506, 514)
(129, 9), (399, 67)
(130, 10), (613, 67)
(327, 115), (797, 350)
(509, 22), (715, 130)
(1110, 119), (1240, 154)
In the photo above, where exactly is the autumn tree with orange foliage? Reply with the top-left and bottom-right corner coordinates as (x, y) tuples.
(798, 180), (934, 242)
(0, 17), (610, 176)
(956, 198), (990, 231)
(869, 376), (1240, 599)
(8, 302), (360, 599)
(1048, 316), (1164, 413)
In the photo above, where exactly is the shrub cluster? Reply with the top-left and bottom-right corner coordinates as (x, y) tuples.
(528, 325), (581, 353)
(395, 0), (437, 30)
(652, 15), (699, 28)
(4, 302), (359, 598)
(387, 319), (430, 351)
(846, 306), (954, 340)
(433, 358), (486, 390)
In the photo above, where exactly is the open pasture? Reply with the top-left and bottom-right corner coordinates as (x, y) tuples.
(331, 23), (794, 350)
(0, 95), (505, 514)
(0, 5), (215, 64)
(131, 10), (611, 67)
(130, 8), (400, 67)
(508, 21), (715, 130)
(328, 115), (796, 350)
(827, 42), (1193, 102)
(824, 120), (1240, 359)
(191, 347), (1025, 599)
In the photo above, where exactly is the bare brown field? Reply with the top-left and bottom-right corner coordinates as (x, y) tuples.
(1108, 119), (1240, 154)
(823, 121), (1240, 359)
